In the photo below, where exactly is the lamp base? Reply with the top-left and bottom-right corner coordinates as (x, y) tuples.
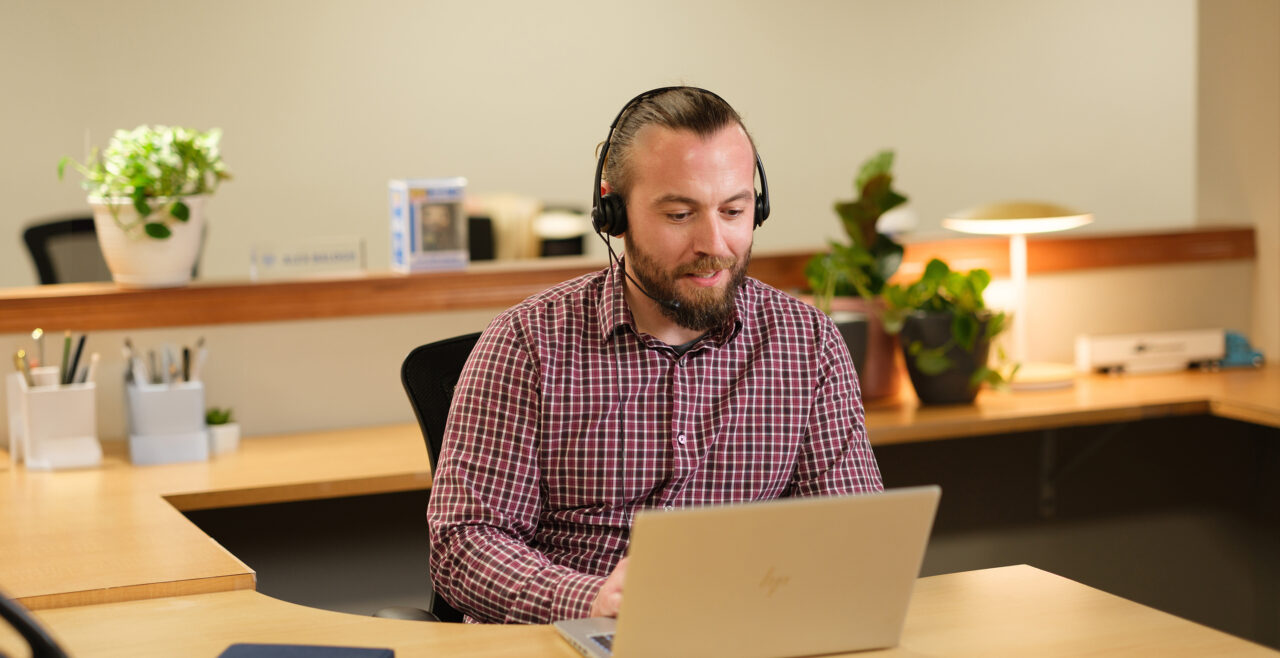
(1009, 361), (1077, 391)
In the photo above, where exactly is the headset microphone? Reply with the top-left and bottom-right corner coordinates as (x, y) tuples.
(601, 237), (682, 311)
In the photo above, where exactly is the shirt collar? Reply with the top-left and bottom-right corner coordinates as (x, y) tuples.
(596, 259), (748, 348)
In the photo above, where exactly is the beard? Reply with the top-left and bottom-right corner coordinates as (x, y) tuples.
(625, 240), (751, 332)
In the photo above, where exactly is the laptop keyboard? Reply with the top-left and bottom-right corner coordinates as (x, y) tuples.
(590, 634), (615, 652)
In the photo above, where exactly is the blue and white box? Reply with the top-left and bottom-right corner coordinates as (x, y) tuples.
(389, 177), (468, 272)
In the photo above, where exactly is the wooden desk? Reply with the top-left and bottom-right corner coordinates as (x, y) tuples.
(1, 565), (1273, 657)
(864, 366), (1280, 444)
(0, 367), (1276, 616)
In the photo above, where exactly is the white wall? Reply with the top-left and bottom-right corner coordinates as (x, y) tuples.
(1197, 0), (1280, 359)
(8, 0), (1275, 441)
(1, 0), (1197, 286)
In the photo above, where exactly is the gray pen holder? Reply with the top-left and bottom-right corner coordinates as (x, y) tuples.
(126, 381), (209, 465)
(5, 369), (102, 470)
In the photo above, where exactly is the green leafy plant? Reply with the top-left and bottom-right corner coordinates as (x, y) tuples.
(206, 407), (235, 426)
(58, 125), (231, 239)
(804, 150), (907, 313)
(882, 258), (1015, 389)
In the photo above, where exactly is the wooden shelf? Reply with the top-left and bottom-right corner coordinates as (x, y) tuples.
(0, 226), (1254, 332)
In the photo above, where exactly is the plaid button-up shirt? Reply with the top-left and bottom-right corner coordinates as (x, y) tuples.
(426, 265), (883, 624)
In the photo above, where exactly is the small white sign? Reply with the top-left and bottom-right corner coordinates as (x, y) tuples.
(250, 236), (367, 280)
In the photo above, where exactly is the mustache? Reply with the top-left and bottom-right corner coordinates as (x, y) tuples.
(674, 257), (737, 276)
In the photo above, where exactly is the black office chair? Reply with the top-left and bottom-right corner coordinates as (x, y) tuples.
(375, 331), (482, 623)
(22, 216), (112, 284)
(0, 588), (69, 658)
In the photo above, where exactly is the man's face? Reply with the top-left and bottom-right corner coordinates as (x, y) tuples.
(621, 124), (756, 331)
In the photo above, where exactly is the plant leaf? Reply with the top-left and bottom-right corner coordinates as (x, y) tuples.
(915, 347), (953, 375)
(133, 196), (152, 218)
(170, 200), (190, 221)
(143, 222), (172, 239)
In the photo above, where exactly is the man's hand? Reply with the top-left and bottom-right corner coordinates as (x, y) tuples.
(590, 557), (629, 618)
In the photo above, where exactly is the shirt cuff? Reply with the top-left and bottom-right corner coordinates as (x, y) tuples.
(507, 566), (607, 624)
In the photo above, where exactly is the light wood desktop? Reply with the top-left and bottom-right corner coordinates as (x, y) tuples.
(0, 367), (1276, 654)
(1, 565), (1273, 657)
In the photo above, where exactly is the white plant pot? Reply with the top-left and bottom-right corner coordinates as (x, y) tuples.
(89, 194), (207, 288)
(208, 422), (240, 456)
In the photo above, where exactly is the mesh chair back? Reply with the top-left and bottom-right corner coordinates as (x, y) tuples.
(401, 332), (482, 469)
(22, 217), (111, 284)
(400, 331), (482, 623)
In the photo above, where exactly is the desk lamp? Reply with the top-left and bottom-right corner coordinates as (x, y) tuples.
(942, 201), (1093, 390)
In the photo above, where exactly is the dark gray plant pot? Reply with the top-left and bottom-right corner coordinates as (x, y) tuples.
(900, 311), (991, 405)
(831, 311), (869, 379)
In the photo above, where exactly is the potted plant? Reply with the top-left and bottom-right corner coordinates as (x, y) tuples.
(206, 406), (240, 455)
(59, 125), (231, 288)
(882, 259), (1013, 405)
(804, 150), (908, 399)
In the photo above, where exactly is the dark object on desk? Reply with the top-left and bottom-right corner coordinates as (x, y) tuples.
(833, 312), (869, 378)
(468, 215), (494, 261)
(0, 587), (70, 658)
(900, 311), (991, 405)
(377, 331), (482, 624)
(218, 643), (392, 657)
(540, 235), (584, 257)
(22, 216), (112, 284)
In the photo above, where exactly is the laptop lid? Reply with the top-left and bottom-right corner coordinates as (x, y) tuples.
(556, 485), (941, 658)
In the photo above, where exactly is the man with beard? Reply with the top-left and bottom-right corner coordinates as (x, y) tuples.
(426, 87), (883, 625)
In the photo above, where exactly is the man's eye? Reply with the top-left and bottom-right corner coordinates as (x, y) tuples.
(724, 208), (745, 217)
(667, 212), (691, 221)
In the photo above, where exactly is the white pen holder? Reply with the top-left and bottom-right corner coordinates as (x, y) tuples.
(126, 381), (209, 465)
(5, 367), (103, 470)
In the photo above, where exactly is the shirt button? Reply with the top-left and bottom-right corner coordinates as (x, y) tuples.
(664, 504), (674, 511)
(676, 433), (687, 445)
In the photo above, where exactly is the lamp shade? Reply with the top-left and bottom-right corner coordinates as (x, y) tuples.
(942, 201), (1093, 235)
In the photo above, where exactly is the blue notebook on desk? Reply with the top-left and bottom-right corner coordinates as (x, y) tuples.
(218, 644), (393, 658)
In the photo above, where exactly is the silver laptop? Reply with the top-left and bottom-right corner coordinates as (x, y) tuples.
(554, 486), (941, 658)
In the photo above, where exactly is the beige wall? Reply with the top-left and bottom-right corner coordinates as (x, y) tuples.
(2, 0), (1196, 286)
(5, 0), (1277, 440)
(1197, 0), (1280, 358)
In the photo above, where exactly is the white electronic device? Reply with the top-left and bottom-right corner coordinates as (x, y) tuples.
(1075, 329), (1225, 374)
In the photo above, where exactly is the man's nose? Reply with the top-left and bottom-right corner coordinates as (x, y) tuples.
(691, 216), (732, 257)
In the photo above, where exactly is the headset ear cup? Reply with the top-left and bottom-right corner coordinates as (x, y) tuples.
(755, 191), (769, 228)
(598, 194), (628, 237)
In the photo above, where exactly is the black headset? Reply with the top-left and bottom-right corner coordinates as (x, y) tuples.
(590, 86), (770, 237)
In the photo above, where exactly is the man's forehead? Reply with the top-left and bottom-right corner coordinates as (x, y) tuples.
(631, 123), (755, 178)
(633, 122), (751, 150)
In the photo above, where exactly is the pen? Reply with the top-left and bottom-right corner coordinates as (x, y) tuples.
(148, 350), (159, 385)
(31, 328), (44, 367)
(59, 330), (72, 386)
(183, 347), (191, 382)
(66, 333), (87, 385)
(160, 347), (172, 385)
(13, 350), (34, 387)
(190, 338), (208, 382)
(80, 352), (100, 385)
(132, 356), (149, 387)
